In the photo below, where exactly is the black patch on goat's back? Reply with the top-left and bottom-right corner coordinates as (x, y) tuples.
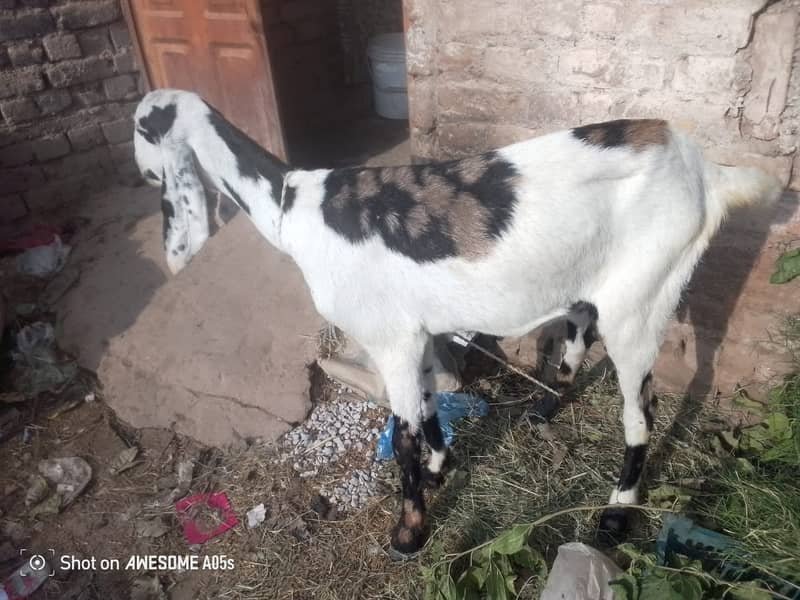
(221, 179), (250, 215)
(572, 119), (668, 151)
(144, 169), (159, 182)
(320, 151), (519, 263)
(205, 104), (288, 204)
(138, 104), (177, 144)
(282, 184), (296, 213)
(574, 120), (627, 148)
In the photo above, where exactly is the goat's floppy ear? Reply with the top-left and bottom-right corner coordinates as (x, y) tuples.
(160, 148), (210, 274)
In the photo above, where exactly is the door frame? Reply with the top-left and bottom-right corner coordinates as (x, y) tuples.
(121, 0), (152, 93)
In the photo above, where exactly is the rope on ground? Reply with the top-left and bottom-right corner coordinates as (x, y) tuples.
(451, 333), (562, 398)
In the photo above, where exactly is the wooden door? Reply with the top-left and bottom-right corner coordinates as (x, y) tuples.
(127, 0), (287, 160)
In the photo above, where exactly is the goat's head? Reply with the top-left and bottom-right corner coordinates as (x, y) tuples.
(134, 90), (210, 274)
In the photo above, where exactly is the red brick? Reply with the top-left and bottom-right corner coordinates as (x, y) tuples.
(51, 0), (121, 30)
(68, 123), (105, 150)
(7, 41), (44, 67)
(0, 97), (39, 124)
(109, 22), (132, 51)
(101, 117), (133, 144)
(78, 28), (113, 56)
(42, 33), (82, 62)
(35, 89), (72, 116)
(0, 66), (46, 99)
(112, 49), (137, 73)
(0, 9), (53, 42)
(103, 74), (138, 101)
(45, 56), (116, 88)
(32, 134), (71, 162)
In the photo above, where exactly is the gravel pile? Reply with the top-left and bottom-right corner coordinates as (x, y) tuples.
(278, 394), (391, 510)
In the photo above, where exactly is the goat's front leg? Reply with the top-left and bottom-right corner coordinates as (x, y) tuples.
(368, 333), (429, 555)
(391, 415), (426, 554)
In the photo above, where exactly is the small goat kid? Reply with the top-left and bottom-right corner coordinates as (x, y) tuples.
(134, 89), (781, 555)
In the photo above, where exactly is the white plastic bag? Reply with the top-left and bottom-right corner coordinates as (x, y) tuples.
(16, 236), (71, 277)
(540, 542), (623, 600)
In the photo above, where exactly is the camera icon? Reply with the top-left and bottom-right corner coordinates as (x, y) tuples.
(19, 549), (55, 578)
(28, 554), (47, 571)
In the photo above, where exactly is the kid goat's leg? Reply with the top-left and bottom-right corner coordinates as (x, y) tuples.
(369, 333), (430, 554)
(598, 324), (659, 535)
(420, 337), (448, 488)
(557, 302), (599, 385)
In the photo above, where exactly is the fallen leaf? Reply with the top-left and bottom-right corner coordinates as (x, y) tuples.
(109, 446), (140, 475)
(29, 494), (61, 517)
(770, 248), (800, 284)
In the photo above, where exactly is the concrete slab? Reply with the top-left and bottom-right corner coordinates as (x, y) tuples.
(52, 184), (323, 447)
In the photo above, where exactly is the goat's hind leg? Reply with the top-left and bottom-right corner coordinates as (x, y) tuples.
(597, 323), (658, 539)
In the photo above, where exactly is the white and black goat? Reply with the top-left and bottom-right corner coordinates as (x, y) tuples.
(133, 89), (781, 555)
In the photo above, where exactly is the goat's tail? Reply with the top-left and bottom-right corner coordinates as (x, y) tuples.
(704, 162), (783, 216)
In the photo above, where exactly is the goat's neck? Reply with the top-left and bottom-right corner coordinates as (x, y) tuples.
(188, 122), (289, 252)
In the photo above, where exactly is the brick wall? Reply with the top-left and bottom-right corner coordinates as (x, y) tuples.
(405, 0), (800, 190)
(404, 0), (800, 400)
(0, 0), (142, 222)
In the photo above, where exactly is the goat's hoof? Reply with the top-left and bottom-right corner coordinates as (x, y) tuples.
(597, 506), (632, 546)
(390, 525), (426, 558)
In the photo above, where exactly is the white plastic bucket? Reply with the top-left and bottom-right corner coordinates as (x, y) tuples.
(367, 33), (409, 120)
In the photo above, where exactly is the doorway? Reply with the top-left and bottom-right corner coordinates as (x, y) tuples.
(261, 0), (409, 168)
(126, 0), (410, 170)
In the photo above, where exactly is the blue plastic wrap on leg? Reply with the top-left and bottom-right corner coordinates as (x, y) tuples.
(376, 415), (396, 460)
(375, 392), (489, 461)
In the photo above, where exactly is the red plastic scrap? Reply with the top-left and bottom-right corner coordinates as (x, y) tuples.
(0, 224), (61, 253)
(175, 493), (238, 544)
